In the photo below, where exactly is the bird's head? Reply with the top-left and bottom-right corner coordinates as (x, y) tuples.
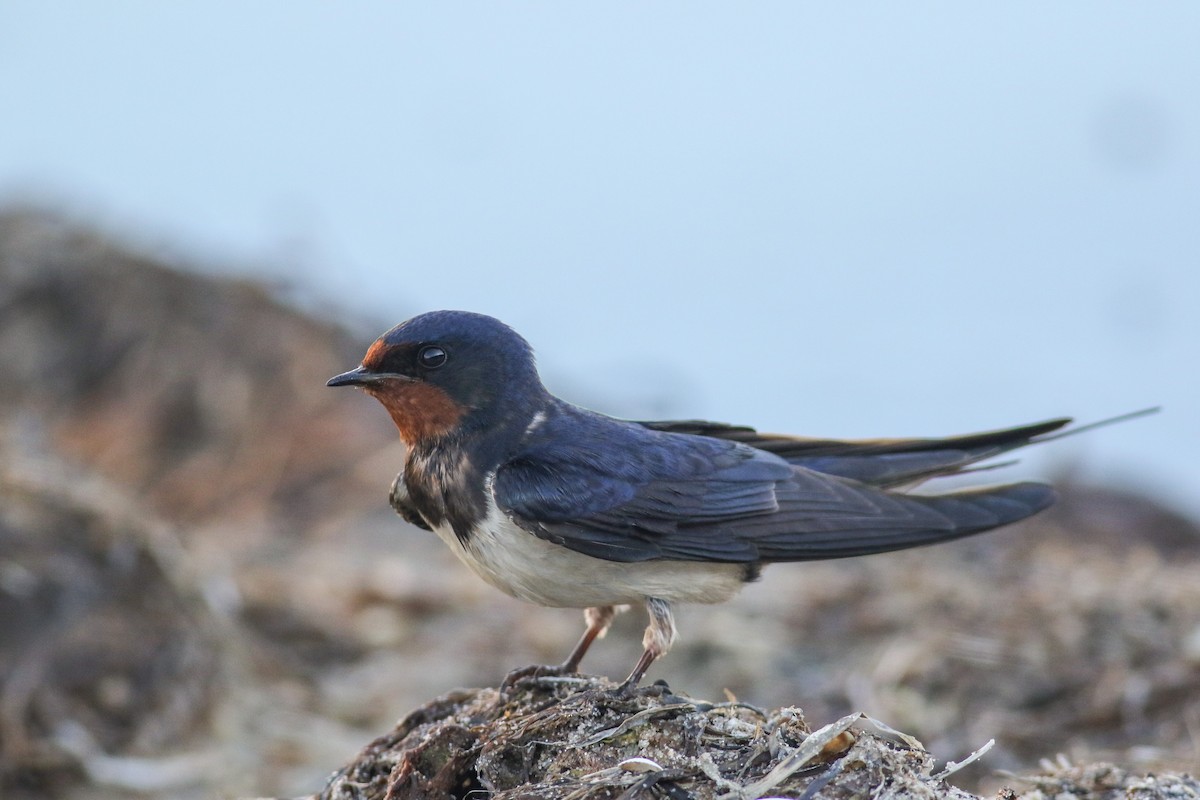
(327, 310), (546, 447)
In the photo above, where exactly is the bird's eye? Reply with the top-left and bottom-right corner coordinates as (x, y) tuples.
(417, 345), (447, 369)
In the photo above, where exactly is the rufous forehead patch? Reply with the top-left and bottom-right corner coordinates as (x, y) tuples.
(361, 339), (394, 371)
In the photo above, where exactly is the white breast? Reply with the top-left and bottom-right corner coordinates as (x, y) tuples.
(428, 480), (748, 609)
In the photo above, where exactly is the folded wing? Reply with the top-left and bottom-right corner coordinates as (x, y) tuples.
(493, 419), (1054, 565)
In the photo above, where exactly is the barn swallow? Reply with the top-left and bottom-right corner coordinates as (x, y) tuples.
(328, 310), (1153, 688)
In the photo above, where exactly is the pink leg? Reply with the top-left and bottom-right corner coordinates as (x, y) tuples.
(561, 605), (617, 672)
(621, 598), (677, 688)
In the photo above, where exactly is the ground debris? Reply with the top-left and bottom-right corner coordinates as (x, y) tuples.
(1005, 759), (1200, 800)
(313, 675), (980, 800)
(312, 678), (1200, 799)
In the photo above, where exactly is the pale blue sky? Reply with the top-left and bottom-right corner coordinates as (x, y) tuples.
(1, 3), (1196, 513)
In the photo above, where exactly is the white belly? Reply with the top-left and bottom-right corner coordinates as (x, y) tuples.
(430, 498), (748, 609)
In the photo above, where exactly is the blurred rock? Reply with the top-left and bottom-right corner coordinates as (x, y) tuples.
(0, 208), (390, 528)
(0, 450), (223, 798)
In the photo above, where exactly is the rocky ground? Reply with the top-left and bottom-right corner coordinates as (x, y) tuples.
(1, 209), (1197, 799)
(312, 675), (1200, 800)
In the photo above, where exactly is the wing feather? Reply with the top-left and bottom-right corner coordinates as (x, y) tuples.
(493, 413), (1053, 565)
(637, 417), (1072, 487)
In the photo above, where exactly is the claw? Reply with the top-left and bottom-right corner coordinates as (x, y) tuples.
(499, 663), (572, 692)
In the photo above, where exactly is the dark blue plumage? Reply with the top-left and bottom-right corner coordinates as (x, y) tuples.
(495, 402), (1055, 565)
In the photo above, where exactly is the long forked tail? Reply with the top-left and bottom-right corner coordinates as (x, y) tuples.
(643, 407), (1159, 489)
(751, 479), (1057, 562)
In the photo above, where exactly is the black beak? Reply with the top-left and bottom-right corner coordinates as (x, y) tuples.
(327, 366), (374, 387)
(327, 366), (412, 387)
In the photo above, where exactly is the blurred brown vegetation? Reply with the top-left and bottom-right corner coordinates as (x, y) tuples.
(0, 209), (1197, 799)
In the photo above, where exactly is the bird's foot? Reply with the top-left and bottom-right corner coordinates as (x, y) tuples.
(499, 663), (574, 693)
